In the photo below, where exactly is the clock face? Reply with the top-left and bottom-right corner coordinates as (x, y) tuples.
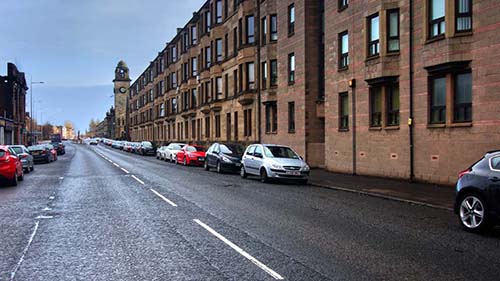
(119, 87), (127, 93)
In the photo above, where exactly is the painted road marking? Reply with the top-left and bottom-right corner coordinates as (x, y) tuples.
(131, 175), (145, 185)
(113, 163), (120, 168)
(150, 189), (177, 207)
(10, 221), (40, 281)
(36, 215), (54, 219)
(121, 168), (130, 174)
(193, 219), (284, 280)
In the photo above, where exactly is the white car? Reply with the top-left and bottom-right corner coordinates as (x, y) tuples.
(164, 143), (186, 162)
(156, 146), (169, 160)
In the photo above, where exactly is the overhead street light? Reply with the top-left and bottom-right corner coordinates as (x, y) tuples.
(30, 79), (44, 144)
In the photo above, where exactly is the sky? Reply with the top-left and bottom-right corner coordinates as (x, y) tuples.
(0, 0), (203, 133)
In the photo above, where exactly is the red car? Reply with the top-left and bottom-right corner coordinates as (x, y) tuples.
(0, 145), (24, 186)
(176, 145), (206, 166)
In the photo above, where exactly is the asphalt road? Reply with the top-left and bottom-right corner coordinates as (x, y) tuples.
(1, 142), (500, 281)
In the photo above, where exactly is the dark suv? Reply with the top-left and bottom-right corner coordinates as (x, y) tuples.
(455, 150), (500, 233)
(137, 141), (155, 156)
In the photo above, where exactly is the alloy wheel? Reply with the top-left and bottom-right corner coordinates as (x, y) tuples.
(240, 166), (247, 178)
(183, 157), (187, 166)
(217, 161), (222, 173)
(460, 195), (485, 229)
(204, 160), (209, 171)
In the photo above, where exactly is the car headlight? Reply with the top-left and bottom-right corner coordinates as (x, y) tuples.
(302, 164), (310, 171)
(271, 163), (283, 170)
(221, 156), (231, 163)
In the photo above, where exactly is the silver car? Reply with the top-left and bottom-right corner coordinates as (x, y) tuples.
(164, 143), (186, 163)
(240, 144), (310, 184)
(9, 145), (35, 173)
(156, 146), (169, 160)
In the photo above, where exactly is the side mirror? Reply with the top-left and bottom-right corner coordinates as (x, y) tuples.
(254, 152), (263, 158)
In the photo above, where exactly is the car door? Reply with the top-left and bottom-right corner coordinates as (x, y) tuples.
(245, 145), (258, 174)
(206, 144), (215, 167)
(488, 155), (500, 210)
(210, 144), (220, 167)
(252, 145), (264, 173)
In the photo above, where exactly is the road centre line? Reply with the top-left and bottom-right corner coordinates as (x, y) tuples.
(150, 189), (178, 207)
(113, 163), (120, 168)
(10, 221), (40, 281)
(131, 175), (145, 185)
(193, 219), (284, 280)
(121, 168), (130, 174)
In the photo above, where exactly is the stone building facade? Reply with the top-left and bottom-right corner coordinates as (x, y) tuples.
(323, 0), (500, 184)
(114, 61), (131, 140)
(0, 63), (28, 145)
(126, 0), (500, 184)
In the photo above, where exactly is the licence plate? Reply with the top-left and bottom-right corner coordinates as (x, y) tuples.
(235, 163), (241, 167)
(198, 157), (205, 161)
(286, 171), (300, 176)
(32, 152), (39, 156)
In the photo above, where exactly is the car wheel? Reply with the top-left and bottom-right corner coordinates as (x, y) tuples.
(260, 168), (269, 183)
(10, 172), (18, 186)
(459, 193), (492, 233)
(216, 161), (223, 174)
(240, 166), (247, 179)
(30, 164), (34, 172)
(18, 170), (24, 181)
(204, 160), (210, 171)
(24, 167), (29, 174)
(174, 156), (178, 164)
(183, 157), (188, 166)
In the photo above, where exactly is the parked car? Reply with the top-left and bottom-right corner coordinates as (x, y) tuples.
(156, 146), (169, 160)
(44, 144), (58, 161)
(240, 144), (310, 184)
(454, 150), (500, 233)
(111, 141), (124, 149)
(123, 142), (133, 153)
(89, 139), (99, 145)
(28, 145), (55, 163)
(51, 142), (66, 155)
(9, 145), (34, 173)
(137, 141), (155, 156)
(205, 143), (245, 173)
(176, 145), (206, 166)
(0, 146), (24, 186)
(164, 143), (186, 162)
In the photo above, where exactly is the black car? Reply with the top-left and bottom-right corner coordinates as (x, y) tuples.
(137, 141), (156, 156)
(28, 145), (54, 163)
(455, 150), (500, 233)
(51, 142), (65, 155)
(204, 143), (245, 173)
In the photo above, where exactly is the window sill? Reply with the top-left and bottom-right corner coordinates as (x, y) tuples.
(454, 31), (473, 38)
(288, 130), (296, 134)
(338, 6), (348, 13)
(338, 67), (349, 72)
(425, 35), (445, 45)
(449, 122), (472, 128)
(386, 51), (400, 57)
(369, 127), (382, 131)
(384, 125), (400, 130)
(427, 123), (446, 128)
(338, 128), (349, 132)
(288, 32), (295, 38)
(265, 132), (278, 135)
(365, 55), (380, 63)
(288, 81), (295, 86)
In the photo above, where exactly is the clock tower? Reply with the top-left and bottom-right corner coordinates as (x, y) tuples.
(113, 60), (131, 140)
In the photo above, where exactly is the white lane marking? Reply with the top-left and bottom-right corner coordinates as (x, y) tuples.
(36, 215), (54, 219)
(121, 168), (130, 174)
(59, 177), (64, 180)
(49, 196), (55, 200)
(131, 175), (145, 185)
(150, 189), (177, 207)
(113, 163), (120, 168)
(193, 219), (284, 280)
(107, 159), (113, 163)
(10, 221), (40, 281)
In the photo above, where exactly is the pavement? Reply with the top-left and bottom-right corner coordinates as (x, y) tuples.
(1, 142), (500, 281)
(309, 169), (456, 211)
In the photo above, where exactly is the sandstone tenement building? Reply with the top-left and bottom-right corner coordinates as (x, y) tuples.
(126, 0), (500, 185)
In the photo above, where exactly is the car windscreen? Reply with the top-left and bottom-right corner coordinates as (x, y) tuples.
(11, 147), (24, 154)
(28, 145), (45, 151)
(264, 146), (300, 159)
(142, 142), (153, 148)
(220, 144), (244, 156)
(186, 146), (204, 152)
(171, 144), (182, 150)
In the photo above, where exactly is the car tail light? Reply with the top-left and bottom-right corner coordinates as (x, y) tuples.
(4, 156), (10, 163)
(42, 150), (47, 155)
(21, 154), (28, 159)
(458, 168), (471, 179)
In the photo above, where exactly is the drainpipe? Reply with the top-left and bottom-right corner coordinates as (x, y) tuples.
(409, 0), (415, 182)
(350, 79), (356, 175)
(256, 0), (262, 143)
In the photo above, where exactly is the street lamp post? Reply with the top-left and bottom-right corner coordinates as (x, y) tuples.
(30, 78), (44, 144)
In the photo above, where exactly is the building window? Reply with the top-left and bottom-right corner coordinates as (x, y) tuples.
(270, 59), (278, 86)
(456, 0), (472, 32)
(339, 93), (349, 130)
(205, 116), (211, 138)
(339, 31), (349, 69)
(234, 111), (239, 140)
(270, 14), (278, 41)
(288, 4), (295, 36)
(205, 46), (211, 68)
(215, 115), (221, 138)
(246, 15), (255, 44)
(288, 53), (295, 84)
(160, 103), (165, 117)
(206, 11), (211, 33)
(430, 76), (447, 124)
(288, 102), (295, 133)
(159, 80), (164, 95)
(183, 91), (189, 111)
(454, 72), (472, 122)
(216, 77), (223, 100)
(216, 0), (223, 24)
(261, 61), (267, 89)
(368, 14), (380, 57)
(233, 69), (238, 95)
(233, 27), (238, 55)
(224, 74), (229, 98)
(192, 119), (196, 140)
(387, 9), (400, 52)
(185, 120), (189, 139)
(261, 17), (267, 45)
(265, 102), (277, 134)
(171, 45), (177, 62)
(246, 62), (255, 90)
(387, 84), (400, 126)
(216, 38), (223, 62)
(191, 88), (197, 108)
(191, 26), (197, 45)
(339, 0), (348, 10)
(244, 109), (252, 137)
(370, 86), (383, 127)
(192, 57), (197, 76)
(429, 0), (445, 38)
(226, 113), (231, 140)
(224, 33), (229, 58)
